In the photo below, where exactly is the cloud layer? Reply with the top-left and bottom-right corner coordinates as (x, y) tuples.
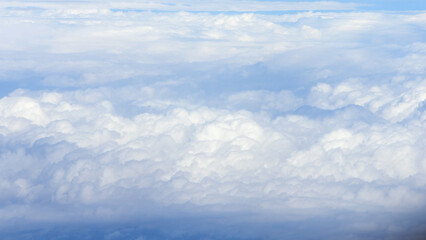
(0, 1), (426, 239)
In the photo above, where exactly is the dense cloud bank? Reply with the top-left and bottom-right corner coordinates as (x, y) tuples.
(1, 82), (425, 238)
(0, 1), (426, 239)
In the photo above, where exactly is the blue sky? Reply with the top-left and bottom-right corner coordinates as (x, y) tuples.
(255, 0), (426, 11)
(326, 0), (426, 11)
(0, 1), (425, 239)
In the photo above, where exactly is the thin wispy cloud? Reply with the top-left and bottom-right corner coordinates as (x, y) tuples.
(0, 1), (361, 12)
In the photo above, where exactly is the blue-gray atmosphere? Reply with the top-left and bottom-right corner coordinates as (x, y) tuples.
(0, 1), (425, 239)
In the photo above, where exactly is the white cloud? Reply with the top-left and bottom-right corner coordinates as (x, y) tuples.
(308, 77), (426, 122)
(0, 88), (424, 221)
(1, 7), (425, 86)
(0, 1), (426, 238)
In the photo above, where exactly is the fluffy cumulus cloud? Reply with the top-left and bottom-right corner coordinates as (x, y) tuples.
(0, 1), (426, 239)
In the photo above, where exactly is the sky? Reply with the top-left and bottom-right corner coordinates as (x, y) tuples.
(0, 0), (425, 239)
